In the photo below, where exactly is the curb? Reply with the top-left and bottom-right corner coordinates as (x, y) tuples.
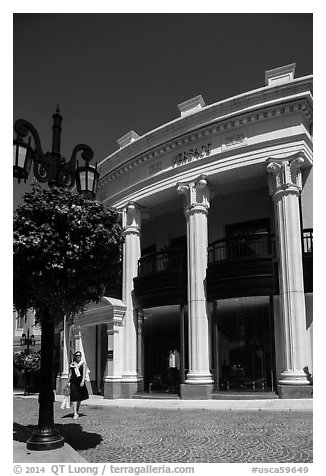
(13, 392), (313, 411)
(13, 441), (87, 463)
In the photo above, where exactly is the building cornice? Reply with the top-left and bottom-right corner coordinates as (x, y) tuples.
(102, 136), (312, 210)
(98, 89), (312, 190)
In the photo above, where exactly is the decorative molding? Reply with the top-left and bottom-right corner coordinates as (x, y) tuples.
(117, 131), (140, 149)
(223, 131), (247, 150)
(107, 314), (124, 335)
(266, 154), (304, 201)
(265, 63), (296, 87)
(98, 97), (312, 188)
(122, 202), (141, 234)
(148, 160), (163, 176)
(72, 325), (82, 339)
(177, 95), (206, 117)
(77, 297), (126, 328)
(177, 174), (210, 217)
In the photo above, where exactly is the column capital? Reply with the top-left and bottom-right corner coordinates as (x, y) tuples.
(177, 174), (210, 217)
(266, 154), (304, 201)
(72, 325), (81, 339)
(122, 201), (141, 235)
(107, 308), (125, 335)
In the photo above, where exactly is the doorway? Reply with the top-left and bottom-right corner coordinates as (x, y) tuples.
(213, 296), (275, 392)
(142, 305), (181, 393)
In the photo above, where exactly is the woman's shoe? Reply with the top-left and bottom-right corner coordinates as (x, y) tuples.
(73, 413), (79, 420)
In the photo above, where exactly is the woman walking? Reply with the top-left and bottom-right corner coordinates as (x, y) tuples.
(68, 351), (89, 419)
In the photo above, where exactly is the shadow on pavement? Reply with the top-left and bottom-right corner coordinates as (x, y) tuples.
(13, 422), (103, 451)
(13, 423), (35, 442)
(60, 412), (87, 419)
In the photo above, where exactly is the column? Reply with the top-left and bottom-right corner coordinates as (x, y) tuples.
(137, 310), (145, 393)
(177, 175), (213, 399)
(267, 154), (310, 397)
(73, 325), (83, 354)
(121, 202), (141, 397)
(180, 305), (185, 384)
(56, 315), (70, 394)
(103, 302), (125, 399)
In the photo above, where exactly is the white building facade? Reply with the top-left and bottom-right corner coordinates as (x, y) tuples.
(57, 64), (313, 399)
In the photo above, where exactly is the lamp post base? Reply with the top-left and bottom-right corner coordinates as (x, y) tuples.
(26, 428), (64, 451)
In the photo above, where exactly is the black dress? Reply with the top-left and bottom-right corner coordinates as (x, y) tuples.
(69, 363), (89, 402)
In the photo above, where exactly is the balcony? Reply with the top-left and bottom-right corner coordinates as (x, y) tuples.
(134, 248), (187, 308)
(138, 248), (186, 277)
(208, 232), (275, 263)
(133, 229), (312, 308)
(207, 232), (278, 300)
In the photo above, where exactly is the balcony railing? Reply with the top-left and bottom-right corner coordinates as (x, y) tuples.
(208, 232), (275, 264)
(137, 229), (312, 279)
(138, 248), (186, 277)
(302, 228), (313, 254)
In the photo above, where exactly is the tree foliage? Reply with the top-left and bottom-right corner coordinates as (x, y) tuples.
(13, 184), (124, 322)
(13, 351), (41, 372)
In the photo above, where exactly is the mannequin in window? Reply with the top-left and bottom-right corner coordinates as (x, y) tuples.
(167, 345), (180, 393)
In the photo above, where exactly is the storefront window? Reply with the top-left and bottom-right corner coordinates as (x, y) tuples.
(214, 296), (275, 392)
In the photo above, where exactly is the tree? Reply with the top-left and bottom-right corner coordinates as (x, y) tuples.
(14, 183), (123, 321)
(13, 183), (124, 450)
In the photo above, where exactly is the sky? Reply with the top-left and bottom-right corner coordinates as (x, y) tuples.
(12, 12), (313, 208)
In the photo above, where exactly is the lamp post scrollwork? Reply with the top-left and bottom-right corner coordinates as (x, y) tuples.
(13, 106), (99, 196)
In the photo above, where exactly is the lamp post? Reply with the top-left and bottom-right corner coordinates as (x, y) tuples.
(20, 328), (36, 396)
(13, 105), (99, 196)
(13, 107), (99, 451)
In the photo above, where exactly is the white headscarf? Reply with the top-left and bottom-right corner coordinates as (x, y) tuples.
(70, 359), (84, 377)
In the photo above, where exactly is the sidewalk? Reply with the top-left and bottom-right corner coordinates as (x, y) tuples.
(13, 391), (313, 463)
(13, 440), (88, 463)
(80, 394), (313, 411)
(13, 391), (88, 463)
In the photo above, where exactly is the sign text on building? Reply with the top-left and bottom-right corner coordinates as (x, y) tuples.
(172, 143), (212, 168)
(225, 132), (245, 147)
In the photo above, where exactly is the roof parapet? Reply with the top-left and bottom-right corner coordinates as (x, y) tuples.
(177, 95), (206, 117)
(265, 63), (296, 87)
(117, 130), (140, 149)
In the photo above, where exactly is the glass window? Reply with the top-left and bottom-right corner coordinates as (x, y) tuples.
(15, 312), (25, 330)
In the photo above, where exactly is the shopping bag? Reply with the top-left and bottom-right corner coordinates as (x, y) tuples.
(60, 395), (70, 409)
(81, 384), (89, 401)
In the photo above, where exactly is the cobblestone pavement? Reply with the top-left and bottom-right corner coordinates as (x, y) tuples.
(13, 396), (313, 463)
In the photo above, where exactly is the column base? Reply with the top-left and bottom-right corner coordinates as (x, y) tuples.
(120, 381), (139, 399)
(277, 384), (313, 399)
(104, 380), (122, 399)
(279, 369), (310, 386)
(180, 383), (213, 400)
(55, 376), (69, 395)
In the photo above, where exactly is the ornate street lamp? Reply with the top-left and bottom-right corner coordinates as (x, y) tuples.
(20, 331), (35, 348)
(13, 108), (99, 451)
(13, 106), (99, 197)
(20, 329), (36, 396)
